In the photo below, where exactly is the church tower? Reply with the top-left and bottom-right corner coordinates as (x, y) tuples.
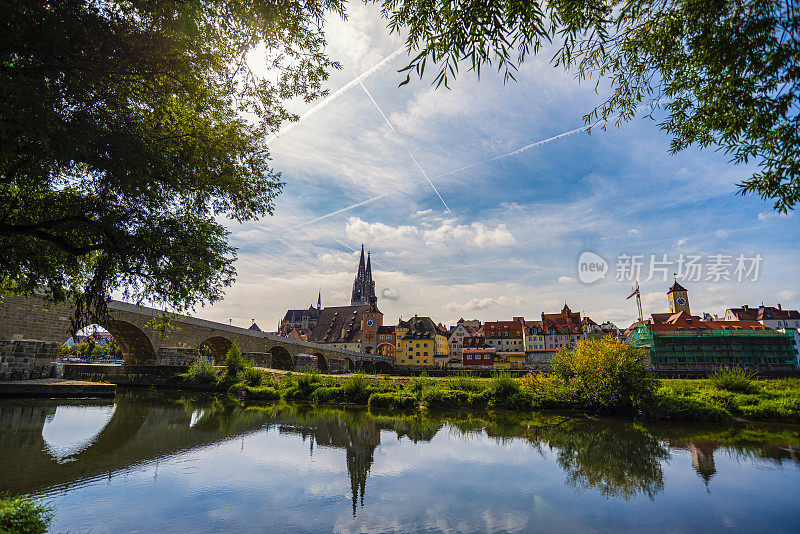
(667, 278), (690, 315)
(350, 245), (377, 306)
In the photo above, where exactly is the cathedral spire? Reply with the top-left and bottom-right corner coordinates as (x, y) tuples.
(351, 244), (377, 306)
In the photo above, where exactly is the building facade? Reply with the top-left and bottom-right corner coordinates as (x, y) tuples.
(484, 318), (525, 353)
(627, 311), (796, 369)
(395, 316), (438, 367)
(462, 335), (495, 368)
(542, 304), (585, 350)
(376, 326), (396, 357)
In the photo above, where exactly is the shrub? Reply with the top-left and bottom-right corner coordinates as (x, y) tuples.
(406, 376), (435, 394)
(447, 376), (485, 392)
(242, 385), (281, 401)
(551, 336), (657, 412)
(709, 367), (758, 393)
(238, 366), (267, 387)
(421, 388), (469, 410)
(224, 344), (247, 379)
(310, 386), (343, 404)
(283, 372), (321, 401)
(341, 373), (373, 404)
(369, 392), (418, 410)
(648, 388), (731, 422)
(183, 356), (219, 385)
(0, 496), (52, 534)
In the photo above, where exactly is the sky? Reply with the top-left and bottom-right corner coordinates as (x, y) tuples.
(197, 4), (799, 332)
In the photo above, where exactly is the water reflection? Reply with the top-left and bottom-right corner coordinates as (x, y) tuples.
(41, 404), (117, 462)
(1, 391), (799, 532)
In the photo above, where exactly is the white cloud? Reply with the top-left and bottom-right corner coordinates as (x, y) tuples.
(776, 289), (796, 301)
(714, 229), (729, 239)
(345, 217), (419, 243)
(412, 209), (433, 217)
(422, 220), (515, 248)
(558, 276), (574, 284)
(445, 295), (524, 312)
(382, 288), (400, 300)
(628, 228), (641, 236)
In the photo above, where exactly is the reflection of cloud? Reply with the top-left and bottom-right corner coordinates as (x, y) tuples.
(42, 404), (116, 461)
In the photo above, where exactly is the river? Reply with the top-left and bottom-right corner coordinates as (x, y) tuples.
(1, 389), (798, 533)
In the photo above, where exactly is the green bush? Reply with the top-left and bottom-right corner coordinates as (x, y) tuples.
(341, 373), (373, 404)
(447, 376), (485, 392)
(242, 385), (281, 401)
(709, 367), (758, 393)
(310, 386), (343, 404)
(283, 372), (321, 401)
(551, 336), (657, 412)
(420, 388), (470, 410)
(238, 366), (267, 387)
(182, 356), (219, 385)
(224, 344), (247, 379)
(406, 376), (435, 394)
(648, 389), (731, 422)
(0, 496), (52, 534)
(369, 392), (418, 410)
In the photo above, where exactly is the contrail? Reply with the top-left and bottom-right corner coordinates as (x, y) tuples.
(292, 101), (666, 228)
(357, 78), (452, 213)
(267, 47), (406, 144)
(409, 259), (504, 276)
(433, 118), (606, 180)
(292, 120), (604, 227)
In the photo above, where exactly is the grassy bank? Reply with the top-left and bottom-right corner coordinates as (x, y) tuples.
(173, 340), (800, 424)
(0, 496), (51, 534)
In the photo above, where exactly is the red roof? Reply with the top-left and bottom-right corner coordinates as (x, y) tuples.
(646, 312), (773, 333)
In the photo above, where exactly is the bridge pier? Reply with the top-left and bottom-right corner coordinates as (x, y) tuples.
(0, 340), (63, 381)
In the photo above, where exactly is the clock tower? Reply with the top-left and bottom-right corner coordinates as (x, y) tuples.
(361, 293), (383, 354)
(667, 278), (690, 315)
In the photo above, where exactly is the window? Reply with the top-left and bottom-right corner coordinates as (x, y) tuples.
(416, 352), (420, 356)
(467, 354), (472, 360)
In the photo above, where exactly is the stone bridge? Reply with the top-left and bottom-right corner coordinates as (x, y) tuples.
(0, 294), (394, 378)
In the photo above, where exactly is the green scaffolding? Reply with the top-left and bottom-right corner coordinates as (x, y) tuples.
(629, 326), (796, 366)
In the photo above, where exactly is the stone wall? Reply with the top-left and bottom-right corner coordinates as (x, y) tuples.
(62, 364), (188, 386)
(158, 347), (199, 366)
(243, 352), (272, 367)
(0, 340), (63, 381)
(294, 354), (318, 372)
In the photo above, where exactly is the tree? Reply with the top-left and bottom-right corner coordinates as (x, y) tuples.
(3, 1), (796, 329)
(378, 0), (799, 211)
(0, 0), (344, 329)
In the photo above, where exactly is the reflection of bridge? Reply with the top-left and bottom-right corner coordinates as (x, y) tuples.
(0, 294), (394, 372)
(0, 393), (382, 511)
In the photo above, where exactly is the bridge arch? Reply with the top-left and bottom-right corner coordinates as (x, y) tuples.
(269, 346), (293, 371)
(374, 361), (393, 374)
(199, 336), (233, 364)
(344, 357), (355, 372)
(102, 319), (157, 365)
(312, 353), (328, 373)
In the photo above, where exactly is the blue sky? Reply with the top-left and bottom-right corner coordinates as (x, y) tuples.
(200, 4), (799, 331)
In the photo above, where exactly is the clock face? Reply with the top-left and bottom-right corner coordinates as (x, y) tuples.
(676, 296), (687, 306)
(366, 319), (374, 326)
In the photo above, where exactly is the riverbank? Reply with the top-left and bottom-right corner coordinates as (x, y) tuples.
(173, 370), (800, 424)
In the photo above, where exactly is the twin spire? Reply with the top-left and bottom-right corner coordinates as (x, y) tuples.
(351, 244), (376, 306)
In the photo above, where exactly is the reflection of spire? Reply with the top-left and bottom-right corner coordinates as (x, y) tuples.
(689, 441), (718, 485)
(347, 445), (373, 517)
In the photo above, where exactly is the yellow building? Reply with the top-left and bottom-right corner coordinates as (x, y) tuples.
(493, 352), (526, 370)
(523, 320), (546, 351)
(395, 316), (439, 367)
